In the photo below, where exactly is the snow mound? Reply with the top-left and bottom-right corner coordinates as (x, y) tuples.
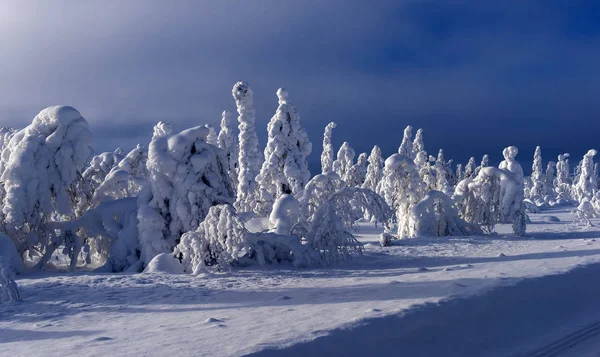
(143, 253), (184, 274)
(542, 215), (560, 222)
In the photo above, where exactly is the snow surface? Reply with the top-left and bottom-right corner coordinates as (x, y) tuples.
(3, 207), (600, 356)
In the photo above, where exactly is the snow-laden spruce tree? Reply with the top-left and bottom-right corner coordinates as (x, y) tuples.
(298, 171), (346, 221)
(573, 149), (598, 202)
(435, 149), (451, 193)
(256, 88), (312, 215)
(545, 161), (556, 196)
(529, 146), (546, 199)
(362, 145), (384, 192)
(232, 81), (262, 213)
(333, 142), (355, 184)
(555, 153), (571, 201)
(398, 125), (414, 158)
(137, 123), (235, 267)
(455, 164), (464, 184)
(475, 154), (489, 176)
(408, 190), (482, 238)
(381, 154), (426, 238)
(345, 152), (368, 187)
(92, 144), (148, 204)
(321, 122), (337, 173)
(464, 157), (477, 179)
(217, 110), (238, 191)
(412, 128), (425, 158)
(498, 146), (526, 235)
(1, 106), (93, 256)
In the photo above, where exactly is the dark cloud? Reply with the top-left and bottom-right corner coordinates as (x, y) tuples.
(1, 0), (599, 172)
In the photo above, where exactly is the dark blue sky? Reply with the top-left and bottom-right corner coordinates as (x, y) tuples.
(1, 0), (599, 173)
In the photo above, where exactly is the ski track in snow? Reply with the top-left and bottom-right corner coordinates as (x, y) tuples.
(3, 207), (600, 356)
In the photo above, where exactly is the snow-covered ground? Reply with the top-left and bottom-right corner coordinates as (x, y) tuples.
(3, 207), (600, 356)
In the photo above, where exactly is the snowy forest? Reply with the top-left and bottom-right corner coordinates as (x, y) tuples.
(0, 80), (598, 303)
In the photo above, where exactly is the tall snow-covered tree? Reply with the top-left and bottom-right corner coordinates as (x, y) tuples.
(545, 161), (556, 194)
(362, 145), (384, 192)
(137, 124), (235, 267)
(435, 149), (450, 192)
(475, 154), (489, 176)
(256, 88), (312, 215)
(345, 152), (368, 187)
(455, 164), (464, 183)
(529, 146), (546, 198)
(321, 122), (337, 173)
(0, 106), (93, 256)
(464, 157), (477, 179)
(217, 110), (239, 192)
(398, 125), (414, 158)
(412, 128), (424, 158)
(555, 153), (571, 201)
(333, 142), (355, 183)
(573, 149), (597, 202)
(232, 81), (262, 213)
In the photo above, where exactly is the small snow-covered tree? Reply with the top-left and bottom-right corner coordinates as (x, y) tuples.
(256, 88), (312, 215)
(232, 81), (262, 213)
(298, 172), (345, 221)
(345, 152), (368, 187)
(138, 124), (235, 267)
(545, 161), (556, 195)
(435, 149), (450, 192)
(464, 157), (477, 179)
(573, 149), (598, 202)
(1, 106), (93, 257)
(333, 142), (355, 184)
(381, 154), (426, 238)
(412, 128), (424, 158)
(529, 146), (546, 199)
(398, 125), (414, 158)
(321, 122), (337, 173)
(362, 145), (384, 192)
(555, 153), (571, 201)
(408, 190), (482, 238)
(92, 145), (148, 204)
(455, 164), (464, 184)
(217, 110), (238, 191)
(474, 154), (489, 176)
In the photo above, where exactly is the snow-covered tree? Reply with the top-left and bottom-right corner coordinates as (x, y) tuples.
(1, 106), (93, 257)
(435, 149), (450, 192)
(345, 152), (368, 187)
(92, 145), (148, 204)
(398, 125), (414, 158)
(545, 161), (556, 195)
(332, 142), (355, 183)
(298, 172), (345, 221)
(464, 157), (477, 179)
(474, 154), (489, 176)
(412, 128), (424, 158)
(381, 154), (426, 238)
(217, 110), (238, 191)
(256, 88), (312, 215)
(529, 146), (546, 199)
(321, 122), (337, 173)
(232, 81), (262, 213)
(137, 124), (235, 267)
(408, 191), (482, 238)
(573, 149), (598, 202)
(554, 153), (572, 202)
(455, 164), (464, 184)
(362, 145), (384, 192)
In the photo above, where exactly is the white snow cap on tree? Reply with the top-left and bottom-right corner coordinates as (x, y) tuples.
(93, 145), (148, 204)
(573, 149), (598, 202)
(529, 146), (546, 198)
(256, 88), (312, 215)
(333, 142), (355, 183)
(205, 124), (218, 146)
(499, 146), (524, 185)
(138, 123), (235, 266)
(1, 106), (93, 254)
(152, 121), (172, 140)
(362, 145), (384, 192)
(345, 152), (368, 187)
(398, 125), (414, 158)
(217, 110), (239, 191)
(321, 122), (337, 173)
(232, 81), (262, 213)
